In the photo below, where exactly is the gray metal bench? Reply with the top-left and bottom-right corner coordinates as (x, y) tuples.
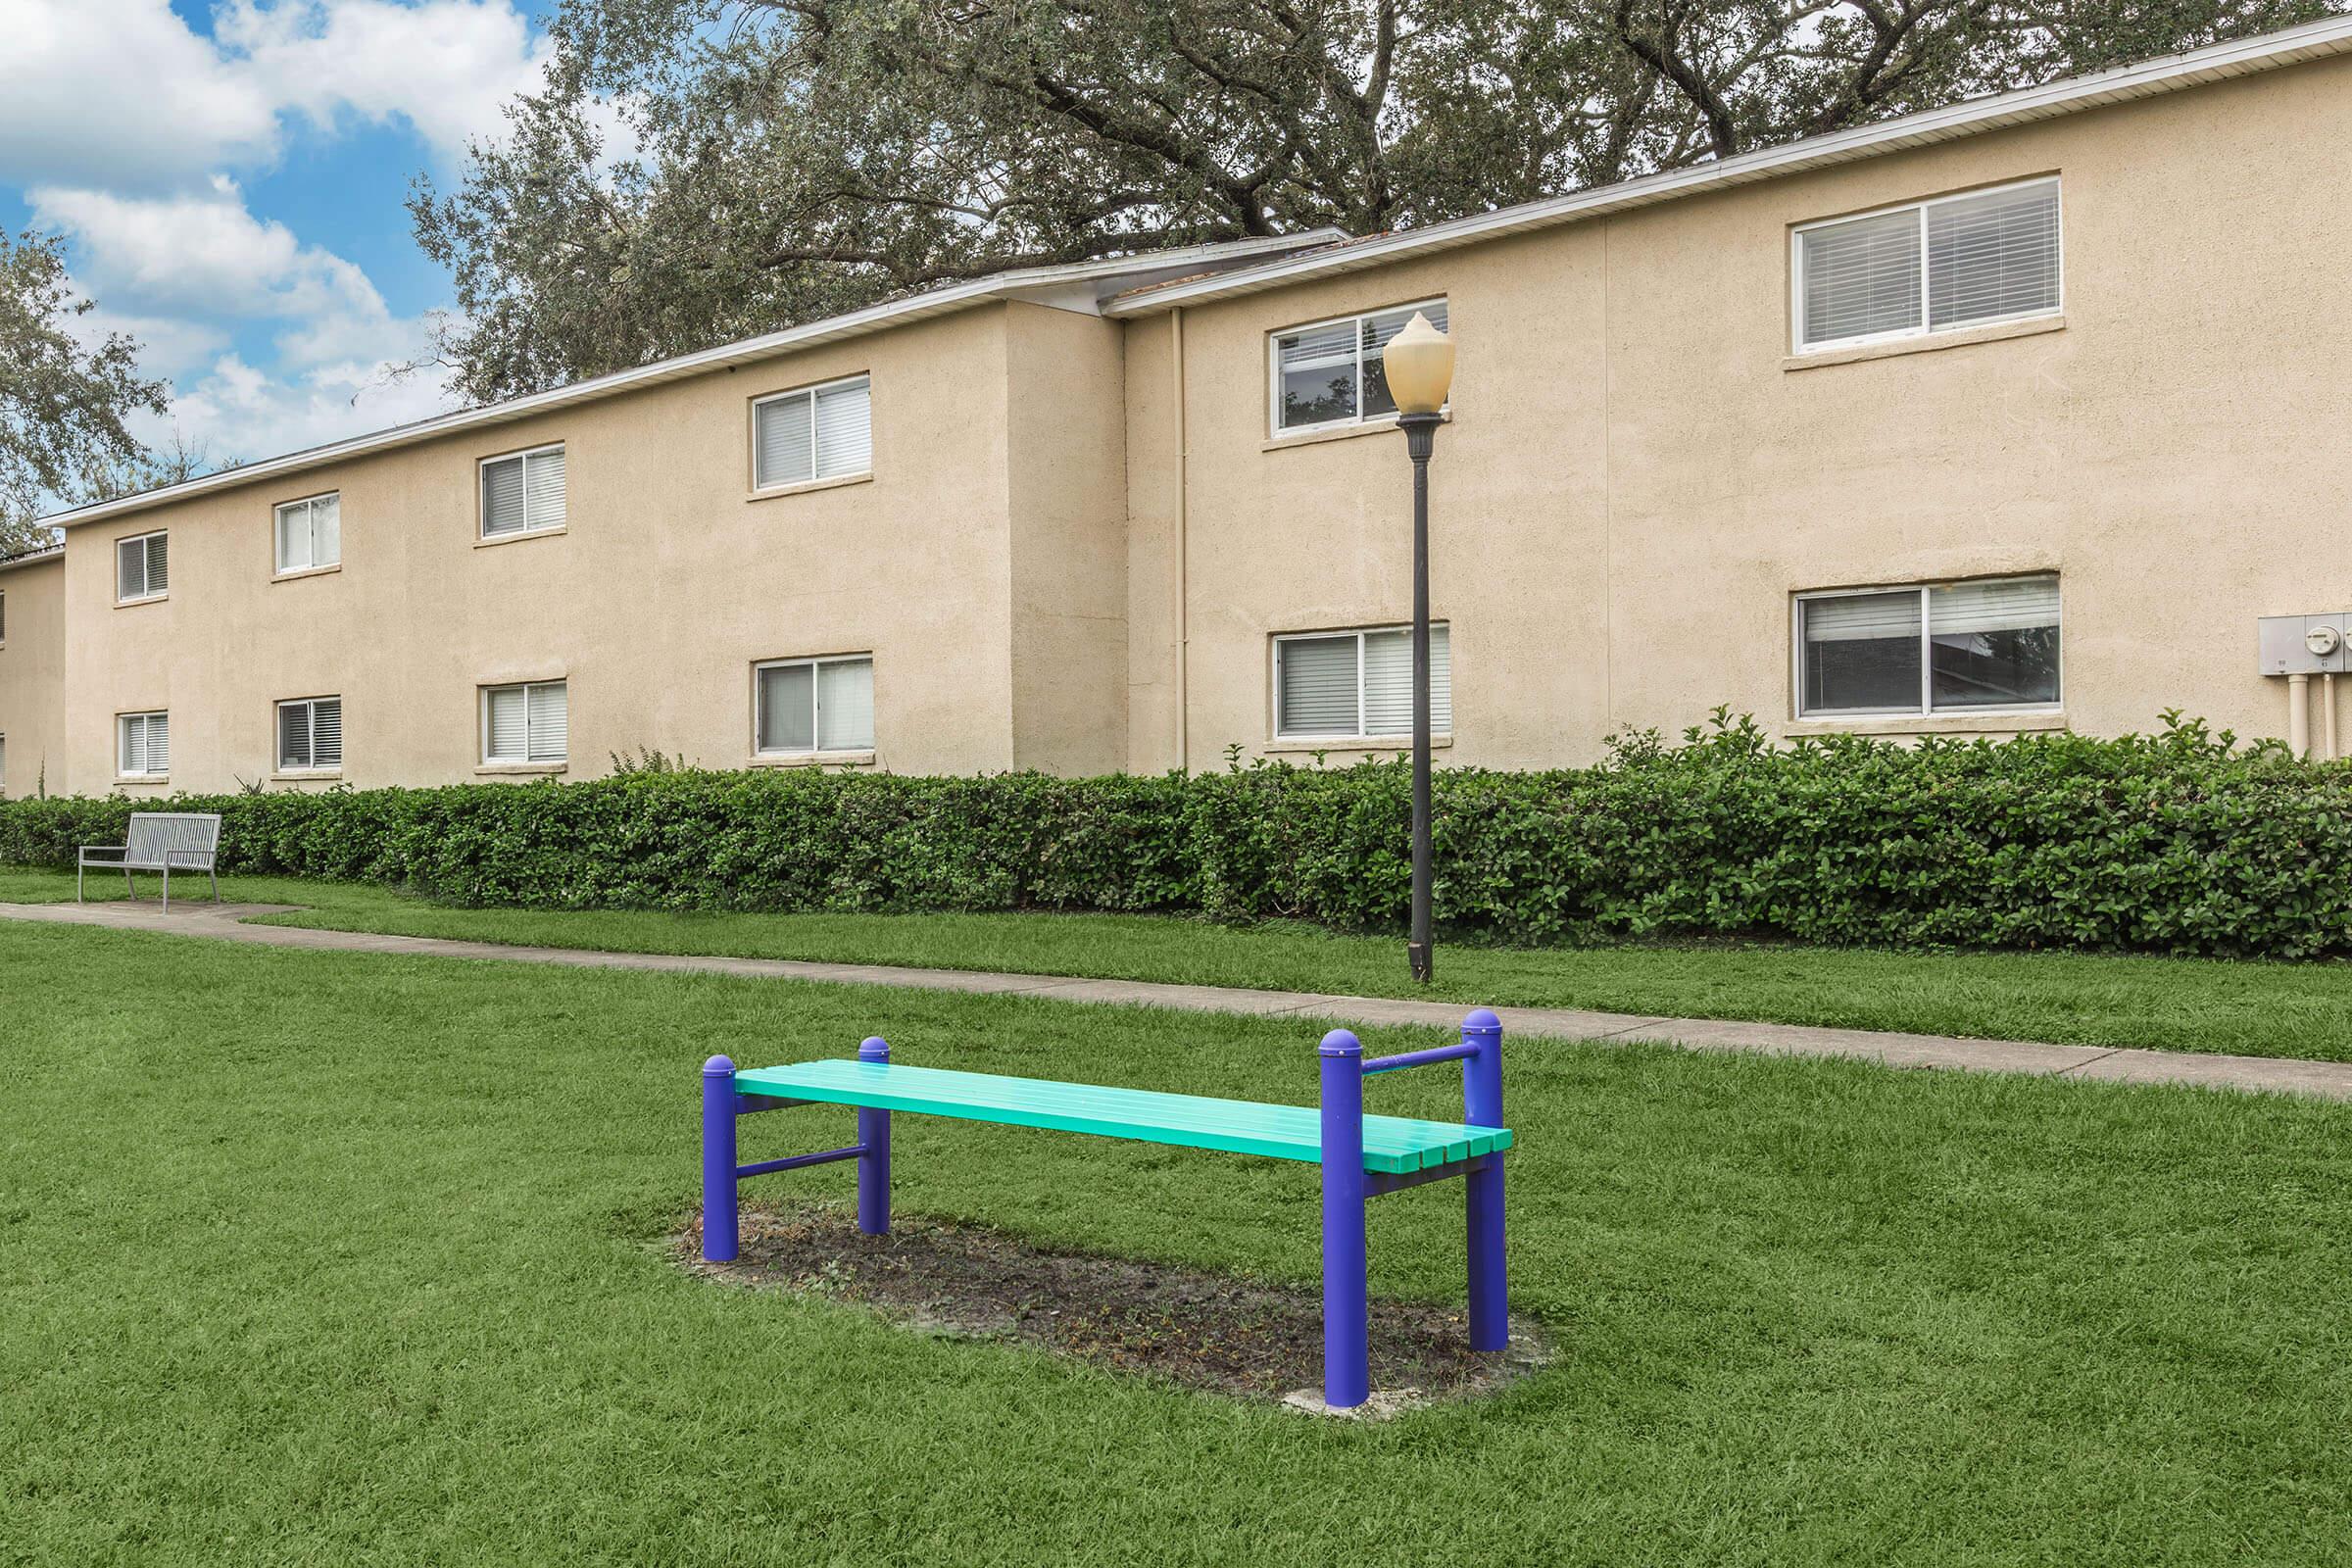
(78, 811), (222, 909)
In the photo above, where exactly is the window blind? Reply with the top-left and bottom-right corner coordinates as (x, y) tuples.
(279, 698), (342, 769)
(1274, 300), (1446, 432)
(1928, 576), (2059, 635)
(757, 662), (816, 751)
(1801, 590), (1923, 643)
(813, 379), (872, 479)
(1928, 183), (2059, 329)
(117, 532), (167, 600)
(756, 394), (815, 488)
(276, 494), (341, 571)
(814, 658), (874, 751)
(524, 681), (567, 761)
(484, 681), (565, 763)
(1800, 209), (1922, 346)
(1361, 625), (1452, 734)
(483, 449), (563, 536)
(313, 699), (342, 767)
(1277, 635), (1360, 735)
(757, 377), (872, 489)
(120, 711), (168, 774)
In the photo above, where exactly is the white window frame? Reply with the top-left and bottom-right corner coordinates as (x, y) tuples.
(753, 654), (874, 757)
(273, 491), (341, 575)
(117, 710), (169, 777)
(1791, 574), (2064, 719)
(1271, 622), (1452, 742)
(751, 373), (873, 492)
(1267, 297), (1448, 440)
(116, 530), (169, 604)
(1790, 176), (2062, 355)
(275, 695), (343, 773)
(479, 679), (568, 765)
(477, 443), (566, 540)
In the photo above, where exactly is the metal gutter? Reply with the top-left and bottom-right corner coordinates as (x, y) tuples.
(40, 229), (1346, 531)
(1105, 15), (2352, 316)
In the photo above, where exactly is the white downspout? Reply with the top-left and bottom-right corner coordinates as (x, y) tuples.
(1172, 308), (1189, 773)
(2327, 672), (2339, 761)
(2289, 673), (2311, 759)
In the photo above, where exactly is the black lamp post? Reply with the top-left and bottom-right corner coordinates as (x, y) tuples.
(1379, 313), (1455, 985)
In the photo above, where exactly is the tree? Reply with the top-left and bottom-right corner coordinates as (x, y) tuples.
(0, 227), (172, 556)
(414, 0), (2342, 404)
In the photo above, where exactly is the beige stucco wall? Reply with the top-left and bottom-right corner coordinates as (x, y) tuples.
(0, 556), (66, 797)
(1130, 50), (2352, 772)
(57, 303), (1079, 795)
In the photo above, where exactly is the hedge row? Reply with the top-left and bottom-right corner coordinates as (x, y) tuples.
(8, 713), (2352, 956)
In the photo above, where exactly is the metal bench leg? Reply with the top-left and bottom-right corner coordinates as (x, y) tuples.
(857, 1036), (891, 1235)
(123, 867), (135, 902)
(1319, 1029), (1369, 1409)
(76, 861), (84, 903)
(211, 868), (220, 904)
(702, 1055), (740, 1262)
(161, 862), (171, 912)
(1461, 1008), (1508, 1353)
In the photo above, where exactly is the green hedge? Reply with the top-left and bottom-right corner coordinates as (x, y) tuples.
(8, 713), (2352, 956)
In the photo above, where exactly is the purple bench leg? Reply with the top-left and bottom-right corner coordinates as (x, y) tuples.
(857, 1036), (891, 1235)
(1461, 1008), (1508, 1353)
(1320, 1028), (1369, 1409)
(702, 1054), (739, 1262)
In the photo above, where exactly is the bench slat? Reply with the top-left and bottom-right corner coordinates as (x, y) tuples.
(730, 1059), (1512, 1176)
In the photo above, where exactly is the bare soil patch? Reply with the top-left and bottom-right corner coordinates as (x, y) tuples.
(680, 1202), (1549, 1410)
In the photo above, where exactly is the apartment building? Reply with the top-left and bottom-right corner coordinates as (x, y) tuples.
(8, 17), (2352, 797)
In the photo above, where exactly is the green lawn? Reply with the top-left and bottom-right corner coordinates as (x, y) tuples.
(11, 863), (2352, 1061)
(3, 918), (2349, 1563)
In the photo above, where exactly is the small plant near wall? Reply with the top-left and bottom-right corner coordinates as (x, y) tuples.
(611, 747), (693, 775)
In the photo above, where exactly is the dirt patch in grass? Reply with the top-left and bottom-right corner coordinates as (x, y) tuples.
(680, 1201), (1549, 1411)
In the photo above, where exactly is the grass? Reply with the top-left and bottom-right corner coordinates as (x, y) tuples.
(2, 918), (2348, 1564)
(12, 863), (2352, 1062)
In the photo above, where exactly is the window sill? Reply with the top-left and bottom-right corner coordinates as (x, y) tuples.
(1266, 735), (1453, 755)
(1784, 314), (2065, 371)
(474, 527), (566, 550)
(1788, 711), (2067, 737)
(116, 593), (169, 609)
(748, 472), (874, 504)
(271, 769), (342, 782)
(114, 774), (170, 785)
(475, 762), (568, 776)
(750, 750), (876, 768)
(272, 564), (342, 584)
(1262, 411), (1450, 453)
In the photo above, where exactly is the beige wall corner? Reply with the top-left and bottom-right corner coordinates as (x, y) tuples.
(0, 555), (67, 797)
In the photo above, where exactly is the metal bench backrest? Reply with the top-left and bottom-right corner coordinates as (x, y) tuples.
(122, 812), (222, 872)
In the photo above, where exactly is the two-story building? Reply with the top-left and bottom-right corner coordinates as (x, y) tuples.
(9, 16), (2352, 797)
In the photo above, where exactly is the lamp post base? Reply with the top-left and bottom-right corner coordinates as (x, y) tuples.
(1408, 940), (1433, 985)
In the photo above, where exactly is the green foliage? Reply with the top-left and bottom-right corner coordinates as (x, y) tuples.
(8, 714), (2351, 956)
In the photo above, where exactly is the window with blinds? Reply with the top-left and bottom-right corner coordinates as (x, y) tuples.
(481, 680), (567, 764)
(754, 375), (872, 490)
(277, 696), (343, 771)
(1270, 300), (1448, 435)
(118, 710), (170, 776)
(1798, 574), (2060, 715)
(479, 446), (566, 538)
(116, 531), (169, 602)
(274, 493), (341, 573)
(1274, 624), (1452, 739)
(1795, 178), (2059, 351)
(756, 655), (874, 755)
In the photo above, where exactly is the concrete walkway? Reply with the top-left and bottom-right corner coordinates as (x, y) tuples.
(8, 898), (2352, 1102)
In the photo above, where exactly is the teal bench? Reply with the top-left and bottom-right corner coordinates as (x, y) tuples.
(701, 1009), (1514, 1408)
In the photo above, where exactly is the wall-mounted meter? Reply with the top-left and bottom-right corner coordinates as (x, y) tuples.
(2260, 613), (2351, 674)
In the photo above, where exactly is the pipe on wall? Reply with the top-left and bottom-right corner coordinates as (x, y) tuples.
(2289, 672), (2311, 759)
(2328, 673), (2340, 761)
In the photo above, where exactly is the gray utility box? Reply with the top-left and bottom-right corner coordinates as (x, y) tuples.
(2259, 612), (2351, 675)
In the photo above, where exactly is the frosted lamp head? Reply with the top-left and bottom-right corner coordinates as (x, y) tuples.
(1381, 312), (1454, 416)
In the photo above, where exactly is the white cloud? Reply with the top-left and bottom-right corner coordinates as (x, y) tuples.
(146, 350), (458, 466)
(29, 177), (412, 368)
(0, 0), (554, 188)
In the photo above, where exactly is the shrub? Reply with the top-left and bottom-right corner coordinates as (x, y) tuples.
(8, 712), (2352, 957)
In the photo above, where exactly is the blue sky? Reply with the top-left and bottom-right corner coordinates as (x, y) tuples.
(1, 1), (572, 469)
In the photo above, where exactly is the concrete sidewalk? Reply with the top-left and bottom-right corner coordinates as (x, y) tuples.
(8, 897), (2352, 1102)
